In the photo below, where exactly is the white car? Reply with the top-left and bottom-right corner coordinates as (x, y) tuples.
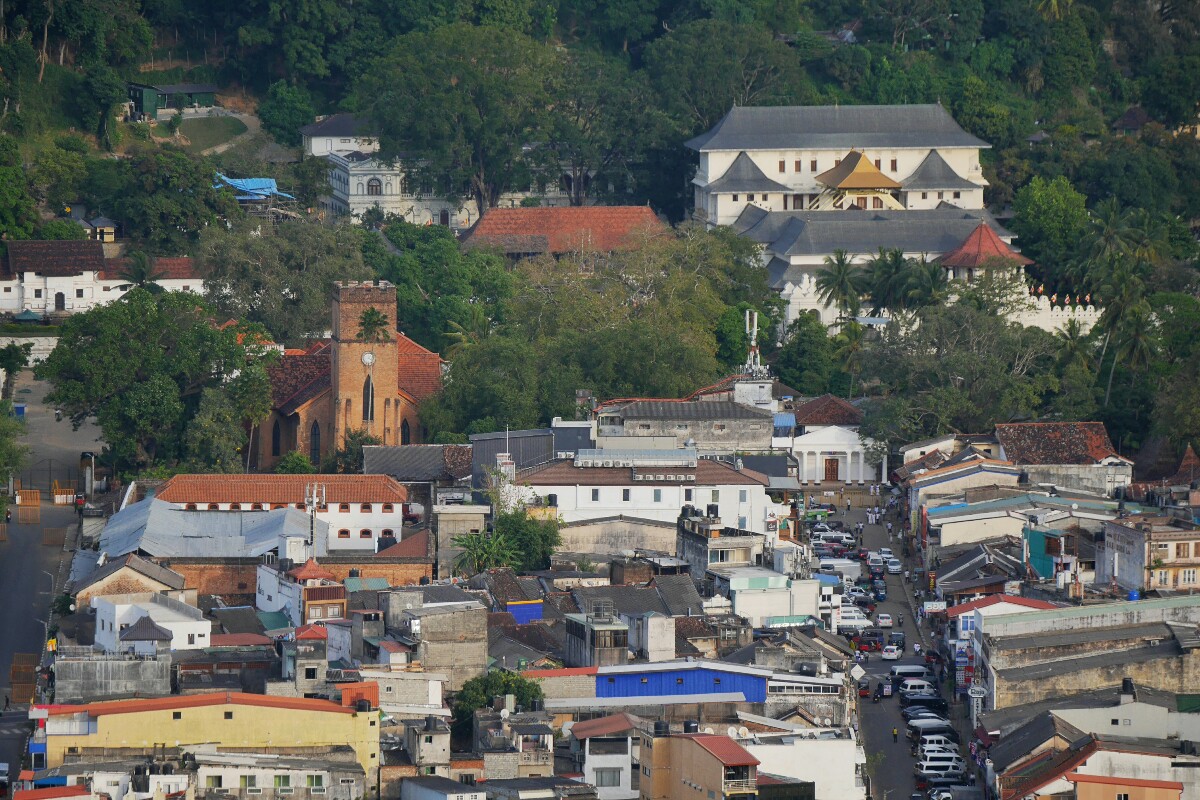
(879, 548), (894, 559)
(876, 613), (894, 628)
(887, 558), (903, 574)
(881, 645), (901, 660)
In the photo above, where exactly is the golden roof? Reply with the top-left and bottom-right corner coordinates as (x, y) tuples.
(815, 151), (902, 190)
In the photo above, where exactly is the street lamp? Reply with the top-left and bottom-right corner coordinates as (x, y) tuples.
(43, 570), (55, 596)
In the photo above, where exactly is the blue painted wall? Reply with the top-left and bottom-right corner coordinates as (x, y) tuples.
(596, 667), (766, 702)
(505, 600), (544, 624)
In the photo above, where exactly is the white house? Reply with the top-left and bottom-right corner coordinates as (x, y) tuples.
(152, 473), (410, 553)
(771, 394), (883, 484)
(0, 241), (202, 315)
(300, 113), (380, 157)
(569, 713), (641, 800)
(517, 450), (784, 535)
(91, 591), (211, 652)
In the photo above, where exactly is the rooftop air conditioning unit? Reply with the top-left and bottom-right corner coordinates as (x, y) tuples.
(656, 475), (666, 481)
(579, 460), (593, 467)
(603, 460), (614, 468)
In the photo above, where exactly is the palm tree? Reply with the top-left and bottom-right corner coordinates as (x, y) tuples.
(452, 531), (518, 576)
(1072, 199), (1138, 290)
(815, 249), (865, 321)
(864, 248), (911, 315)
(444, 305), (490, 359)
(119, 251), (165, 293)
(1106, 302), (1158, 406)
(1094, 259), (1146, 373)
(1054, 318), (1092, 370)
(357, 307), (392, 342)
(833, 321), (866, 400)
(1035, 0), (1075, 21)
(904, 259), (951, 309)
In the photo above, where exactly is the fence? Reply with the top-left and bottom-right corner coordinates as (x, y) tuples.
(42, 526), (67, 547)
(10, 652), (38, 704)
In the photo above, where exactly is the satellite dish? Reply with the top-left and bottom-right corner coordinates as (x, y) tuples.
(823, 718), (833, 727)
(702, 727), (715, 735)
(727, 726), (739, 738)
(500, 709), (510, 719)
(738, 727), (750, 738)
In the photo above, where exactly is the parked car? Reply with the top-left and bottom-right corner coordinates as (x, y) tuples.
(901, 708), (948, 723)
(876, 613), (893, 628)
(903, 694), (951, 714)
(887, 558), (904, 574)
(854, 547), (871, 560)
(881, 645), (902, 660)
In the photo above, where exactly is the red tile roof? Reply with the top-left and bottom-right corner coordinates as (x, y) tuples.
(374, 529), (430, 560)
(99, 256), (201, 281)
(210, 633), (273, 647)
(289, 558), (336, 581)
(156, 473), (407, 504)
(520, 666), (598, 679)
(520, 459), (768, 487)
(938, 223), (1032, 268)
(4, 240), (105, 278)
(945, 595), (1058, 617)
(268, 348), (331, 412)
(464, 206), (664, 255)
(792, 394), (863, 426)
(1166, 444), (1200, 485)
(993, 422), (1129, 466)
(295, 623), (328, 640)
(396, 333), (443, 402)
(1065, 773), (1183, 791)
(570, 712), (640, 740)
(14, 787), (93, 800)
(42, 691), (351, 717)
(682, 734), (760, 767)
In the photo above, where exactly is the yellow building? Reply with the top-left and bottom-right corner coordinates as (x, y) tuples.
(31, 692), (380, 775)
(640, 725), (759, 800)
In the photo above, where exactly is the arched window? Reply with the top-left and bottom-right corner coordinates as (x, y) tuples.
(185, 503), (197, 511)
(338, 529), (351, 539)
(230, 503), (241, 510)
(251, 503), (263, 511)
(382, 503), (394, 513)
(362, 375), (375, 422)
(310, 421), (321, 466)
(384, 182), (392, 195)
(339, 503), (350, 512)
(361, 504), (372, 513)
(401, 419), (411, 445)
(271, 420), (281, 457)
(207, 503), (220, 510)
(367, 178), (382, 196)
(360, 529), (372, 538)
(356, 182), (364, 195)
(382, 529), (394, 537)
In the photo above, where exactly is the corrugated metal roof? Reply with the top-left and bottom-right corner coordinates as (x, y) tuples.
(100, 499), (322, 558)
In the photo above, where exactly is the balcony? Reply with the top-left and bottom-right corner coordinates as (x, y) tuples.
(723, 780), (757, 793)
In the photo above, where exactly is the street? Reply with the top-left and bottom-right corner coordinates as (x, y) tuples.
(0, 370), (103, 773)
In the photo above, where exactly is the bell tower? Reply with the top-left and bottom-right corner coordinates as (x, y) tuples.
(331, 280), (399, 446)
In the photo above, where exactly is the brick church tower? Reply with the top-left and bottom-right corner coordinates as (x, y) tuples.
(331, 281), (400, 446)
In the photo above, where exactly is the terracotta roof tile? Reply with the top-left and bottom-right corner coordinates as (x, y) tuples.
(682, 734), (760, 766)
(945, 595), (1058, 617)
(295, 623), (328, 640)
(288, 558), (336, 581)
(155, 474), (407, 505)
(4, 240), (106, 278)
(396, 333), (443, 402)
(520, 666), (598, 679)
(374, 529), (430, 560)
(938, 223), (1032, 268)
(792, 394), (863, 426)
(993, 422), (1128, 466)
(99, 256), (201, 281)
(210, 633), (273, 647)
(43, 691), (351, 717)
(464, 206), (664, 255)
(571, 712), (641, 740)
(268, 348), (331, 413)
(14, 787), (93, 800)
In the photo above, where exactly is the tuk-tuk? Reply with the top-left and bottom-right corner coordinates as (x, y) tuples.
(857, 679), (871, 697)
(804, 509), (830, 522)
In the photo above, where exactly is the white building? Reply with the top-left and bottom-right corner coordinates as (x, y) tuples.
(740, 731), (867, 800)
(301, 113), (379, 157)
(710, 568), (820, 627)
(771, 394), (883, 484)
(517, 450), (784, 535)
(0, 241), (202, 315)
(92, 591), (211, 652)
(569, 713), (641, 800)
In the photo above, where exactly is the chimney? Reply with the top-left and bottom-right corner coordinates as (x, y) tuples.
(426, 715), (438, 731)
(1119, 678), (1136, 704)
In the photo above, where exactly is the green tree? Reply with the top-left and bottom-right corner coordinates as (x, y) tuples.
(773, 313), (835, 395)
(904, 259), (951, 309)
(0, 342), (33, 398)
(274, 450), (317, 474)
(323, 428), (382, 473)
(0, 400), (30, 491)
(357, 24), (558, 216)
(37, 218), (86, 240)
(1011, 176), (1089, 285)
(815, 249), (865, 320)
(77, 65), (127, 149)
(30, 143), (86, 209)
(494, 508), (561, 572)
(451, 531), (519, 576)
(0, 135), (37, 243)
(182, 387), (245, 472)
(199, 220), (372, 344)
(258, 81), (315, 148)
(36, 289), (270, 469)
(451, 671), (544, 738)
(864, 248), (912, 314)
(1034, 0), (1074, 22)
(118, 251), (165, 292)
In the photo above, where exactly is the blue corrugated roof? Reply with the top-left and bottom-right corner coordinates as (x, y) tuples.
(214, 173), (295, 200)
(774, 412), (796, 428)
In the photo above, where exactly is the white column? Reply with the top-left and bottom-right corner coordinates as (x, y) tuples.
(881, 452), (888, 484)
(856, 450), (865, 483)
(797, 450), (807, 484)
(844, 451), (852, 483)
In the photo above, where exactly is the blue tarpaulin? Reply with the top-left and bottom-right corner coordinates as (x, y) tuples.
(214, 173), (295, 201)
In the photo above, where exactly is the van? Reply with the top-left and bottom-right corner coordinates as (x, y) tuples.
(899, 678), (936, 695)
(891, 665), (932, 682)
(914, 762), (965, 778)
(921, 753), (966, 769)
(907, 718), (955, 740)
(903, 694), (950, 713)
(917, 734), (958, 751)
(918, 744), (959, 760)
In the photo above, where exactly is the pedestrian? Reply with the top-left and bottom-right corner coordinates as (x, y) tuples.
(3, 694), (8, 711)
(892, 726), (899, 743)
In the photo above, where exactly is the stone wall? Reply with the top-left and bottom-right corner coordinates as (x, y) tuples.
(557, 517), (677, 556)
(525, 672), (596, 700)
(415, 606), (488, 691)
(1022, 464), (1132, 497)
(994, 649), (1200, 709)
(54, 653), (172, 703)
(0, 335), (58, 364)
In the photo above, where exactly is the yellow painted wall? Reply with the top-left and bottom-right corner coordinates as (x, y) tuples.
(639, 736), (726, 800)
(1074, 782), (1181, 800)
(46, 701), (379, 773)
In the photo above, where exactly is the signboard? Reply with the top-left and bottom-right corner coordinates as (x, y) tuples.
(923, 600), (947, 613)
(928, 571), (937, 591)
(968, 685), (988, 699)
(850, 664), (866, 681)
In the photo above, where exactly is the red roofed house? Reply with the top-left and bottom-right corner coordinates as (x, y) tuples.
(641, 727), (759, 800)
(569, 713), (643, 800)
(937, 221), (1032, 281)
(0, 241), (203, 316)
(256, 280), (443, 470)
(462, 206), (664, 257)
(773, 392), (885, 484)
(993, 422), (1133, 496)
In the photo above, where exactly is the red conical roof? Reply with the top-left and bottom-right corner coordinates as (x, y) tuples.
(938, 223), (1032, 268)
(1168, 444), (1200, 485)
(288, 558), (335, 581)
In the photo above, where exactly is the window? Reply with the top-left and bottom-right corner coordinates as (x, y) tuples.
(1177, 543), (1191, 559)
(732, 194), (738, 202)
(653, 489), (662, 503)
(224, 711), (234, 720)
(401, 419), (411, 445)
(1158, 570), (1169, 586)
(230, 503), (241, 510)
(594, 769), (622, 788)
(207, 503), (219, 510)
(1117, 794), (1129, 800)
(305, 667), (318, 680)
(186, 503), (197, 510)
(592, 489), (600, 502)
(275, 776), (291, 789)
(173, 711), (182, 720)
(874, 158), (881, 169)
(938, 192), (944, 199)
(240, 776), (257, 789)
(382, 528), (394, 537)
(382, 503), (394, 513)
(1184, 569), (1198, 584)
(890, 158), (897, 171)
(271, 420), (281, 457)
(339, 503), (350, 512)
(307, 777), (324, 788)
(34, 289), (42, 298)
(251, 503), (263, 511)
(685, 489), (693, 502)
(360, 529), (372, 538)
(810, 159), (817, 171)
(953, 191), (961, 199)
(714, 423), (726, 432)
(778, 160), (785, 173)
(921, 192), (928, 200)
(3, 287), (9, 292)
(739, 490), (748, 502)
(873, 197), (883, 209)
(75, 289), (83, 298)
(711, 490), (719, 503)
(360, 503), (372, 512)
(338, 529), (350, 538)
(310, 421), (321, 465)
(188, 634), (196, 645)
(783, 195), (789, 210)
(206, 777), (222, 789)
(622, 489), (631, 502)
(367, 178), (382, 196)
(362, 375), (375, 421)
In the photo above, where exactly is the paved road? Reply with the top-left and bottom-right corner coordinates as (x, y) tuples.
(0, 370), (103, 773)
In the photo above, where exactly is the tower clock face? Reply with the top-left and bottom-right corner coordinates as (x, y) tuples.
(362, 351), (376, 366)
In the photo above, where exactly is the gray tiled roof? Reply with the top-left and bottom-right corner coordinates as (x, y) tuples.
(119, 614), (172, 642)
(705, 152), (792, 194)
(605, 400), (773, 421)
(986, 712), (1082, 773)
(300, 112), (376, 138)
(686, 104), (989, 151)
(739, 206), (1011, 268)
(651, 575), (705, 617)
(363, 444), (472, 482)
(74, 553), (186, 593)
(901, 151), (980, 191)
(573, 586), (669, 617)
